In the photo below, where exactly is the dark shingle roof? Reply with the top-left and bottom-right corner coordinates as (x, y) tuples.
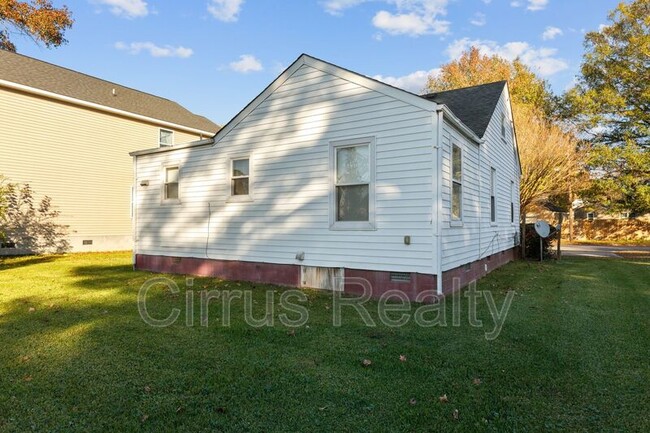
(421, 81), (506, 138)
(0, 49), (219, 133)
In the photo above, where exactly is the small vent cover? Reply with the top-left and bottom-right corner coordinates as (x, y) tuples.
(390, 272), (411, 283)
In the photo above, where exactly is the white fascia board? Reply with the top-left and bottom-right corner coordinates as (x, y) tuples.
(439, 105), (484, 145)
(129, 138), (215, 157)
(0, 79), (215, 137)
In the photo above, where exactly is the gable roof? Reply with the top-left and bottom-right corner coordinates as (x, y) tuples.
(0, 49), (219, 134)
(132, 54), (500, 156)
(421, 81), (506, 138)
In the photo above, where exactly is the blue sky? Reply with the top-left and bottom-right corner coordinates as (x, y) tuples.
(15, 0), (621, 125)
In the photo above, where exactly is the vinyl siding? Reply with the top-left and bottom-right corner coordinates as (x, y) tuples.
(0, 86), (206, 251)
(440, 87), (520, 271)
(134, 64), (436, 273)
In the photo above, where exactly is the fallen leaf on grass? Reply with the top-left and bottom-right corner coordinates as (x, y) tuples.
(144, 385), (151, 393)
(361, 359), (372, 367)
(28, 307), (35, 313)
(141, 414), (149, 422)
(473, 378), (482, 385)
(399, 355), (407, 362)
(23, 375), (33, 382)
(176, 406), (184, 414)
(409, 398), (417, 405)
(453, 409), (459, 420)
(287, 329), (296, 337)
(20, 355), (30, 363)
(438, 394), (448, 403)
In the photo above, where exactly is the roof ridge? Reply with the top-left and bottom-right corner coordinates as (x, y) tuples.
(421, 80), (507, 98)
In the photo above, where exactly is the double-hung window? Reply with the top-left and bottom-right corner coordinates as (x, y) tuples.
(331, 138), (374, 230)
(451, 144), (462, 221)
(490, 167), (497, 223)
(163, 166), (179, 201)
(231, 158), (250, 196)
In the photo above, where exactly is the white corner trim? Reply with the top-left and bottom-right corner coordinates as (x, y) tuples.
(0, 79), (216, 137)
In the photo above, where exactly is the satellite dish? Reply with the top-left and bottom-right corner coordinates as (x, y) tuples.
(534, 220), (551, 238)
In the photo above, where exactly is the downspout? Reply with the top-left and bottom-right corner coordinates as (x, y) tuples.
(434, 109), (444, 295)
(132, 155), (138, 269)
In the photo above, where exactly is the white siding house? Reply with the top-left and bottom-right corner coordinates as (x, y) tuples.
(130, 54), (521, 298)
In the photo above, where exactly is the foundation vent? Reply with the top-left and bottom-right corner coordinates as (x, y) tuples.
(82, 240), (93, 245)
(301, 266), (344, 291)
(390, 272), (411, 283)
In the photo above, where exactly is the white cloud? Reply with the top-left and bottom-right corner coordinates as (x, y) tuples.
(208, 0), (244, 22)
(481, 0), (492, 4)
(322, 0), (366, 15)
(323, 0), (451, 36)
(527, 0), (548, 11)
(542, 26), (562, 40)
(229, 54), (263, 73)
(470, 12), (486, 26)
(114, 41), (193, 58)
(598, 23), (610, 32)
(510, 1), (522, 7)
(373, 68), (441, 93)
(446, 38), (568, 76)
(95, 0), (148, 18)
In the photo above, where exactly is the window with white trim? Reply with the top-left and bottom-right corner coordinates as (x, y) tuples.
(490, 167), (497, 223)
(159, 129), (174, 147)
(163, 166), (179, 200)
(330, 138), (375, 230)
(451, 144), (462, 221)
(231, 158), (250, 196)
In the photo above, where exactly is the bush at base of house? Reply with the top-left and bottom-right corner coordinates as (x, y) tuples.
(0, 182), (69, 254)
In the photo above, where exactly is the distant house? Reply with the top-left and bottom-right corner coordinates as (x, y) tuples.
(0, 50), (219, 251)
(130, 54), (521, 297)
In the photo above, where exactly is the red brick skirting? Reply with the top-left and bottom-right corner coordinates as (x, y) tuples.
(135, 246), (518, 301)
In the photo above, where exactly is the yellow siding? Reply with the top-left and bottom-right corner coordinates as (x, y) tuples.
(0, 86), (206, 250)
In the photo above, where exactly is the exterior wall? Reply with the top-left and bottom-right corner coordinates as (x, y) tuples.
(440, 88), (520, 272)
(134, 64), (436, 274)
(135, 246), (518, 301)
(0, 86), (206, 251)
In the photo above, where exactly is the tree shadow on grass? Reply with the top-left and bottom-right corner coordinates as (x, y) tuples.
(0, 255), (61, 271)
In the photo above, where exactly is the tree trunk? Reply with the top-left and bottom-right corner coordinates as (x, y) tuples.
(520, 205), (527, 258)
(568, 185), (574, 241)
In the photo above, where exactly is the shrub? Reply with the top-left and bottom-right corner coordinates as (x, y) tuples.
(524, 222), (556, 260)
(0, 182), (70, 253)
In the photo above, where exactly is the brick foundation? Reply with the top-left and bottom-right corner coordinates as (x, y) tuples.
(135, 246), (519, 302)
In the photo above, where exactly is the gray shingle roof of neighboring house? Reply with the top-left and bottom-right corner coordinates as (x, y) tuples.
(421, 81), (507, 138)
(0, 49), (219, 134)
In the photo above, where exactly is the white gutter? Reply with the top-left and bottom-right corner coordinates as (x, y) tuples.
(434, 109), (444, 296)
(0, 79), (216, 137)
(129, 137), (215, 157)
(439, 105), (484, 145)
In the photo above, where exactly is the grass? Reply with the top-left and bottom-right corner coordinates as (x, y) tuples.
(0, 252), (648, 432)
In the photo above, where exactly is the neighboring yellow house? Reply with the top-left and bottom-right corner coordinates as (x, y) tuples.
(0, 50), (219, 251)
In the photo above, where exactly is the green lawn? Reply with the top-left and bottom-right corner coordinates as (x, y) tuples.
(0, 252), (648, 432)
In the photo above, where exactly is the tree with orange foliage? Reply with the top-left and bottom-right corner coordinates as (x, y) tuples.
(0, 0), (73, 52)
(426, 48), (585, 252)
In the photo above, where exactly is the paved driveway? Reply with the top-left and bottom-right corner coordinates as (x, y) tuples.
(561, 244), (650, 258)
